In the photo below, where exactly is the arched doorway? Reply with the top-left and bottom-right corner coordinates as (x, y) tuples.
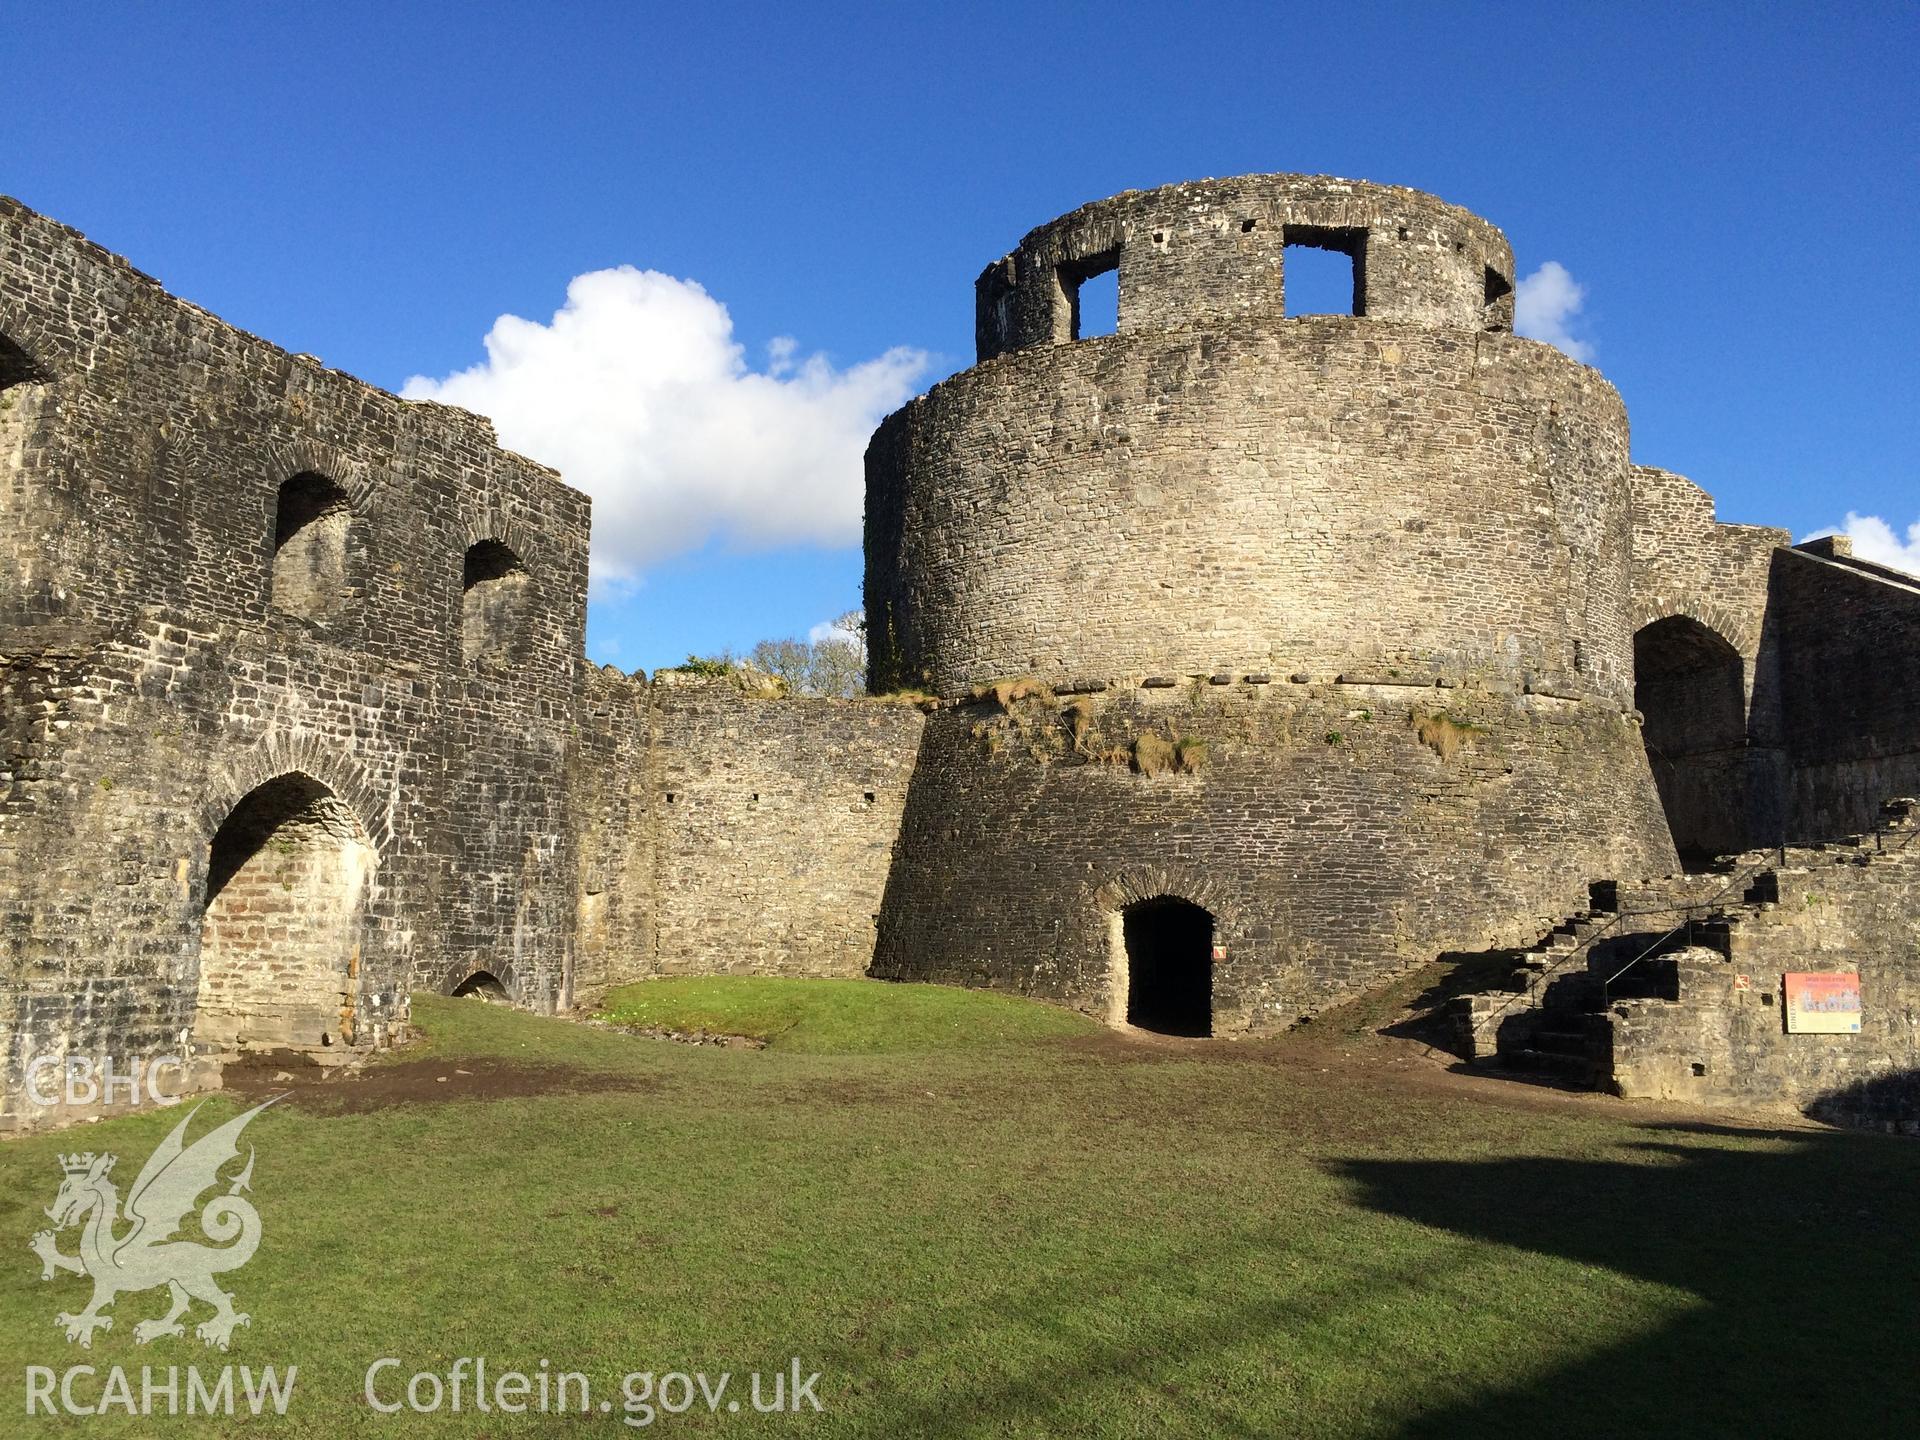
(1634, 615), (1747, 867)
(451, 970), (510, 1002)
(196, 773), (374, 1053)
(1122, 897), (1215, 1037)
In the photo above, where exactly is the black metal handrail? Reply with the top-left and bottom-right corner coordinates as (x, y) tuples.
(1468, 803), (1917, 1048)
(1466, 851), (1779, 1043)
(1601, 814), (1917, 1002)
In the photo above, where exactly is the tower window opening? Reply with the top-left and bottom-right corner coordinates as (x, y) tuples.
(1282, 225), (1366, 317)
(1056, 248), (1120, 341)
(1484, 266), (1515, 332)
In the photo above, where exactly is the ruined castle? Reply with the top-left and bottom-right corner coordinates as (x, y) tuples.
(4, 175), (1917, 1130)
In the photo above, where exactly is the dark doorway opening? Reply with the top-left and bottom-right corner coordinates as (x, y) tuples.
(1124, 897), (1214, 1037)
(452, 970), (510, 1002)
(1634, 615), (1747, 867)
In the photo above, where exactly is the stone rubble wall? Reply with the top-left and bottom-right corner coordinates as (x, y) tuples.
(974, 174), (1514, 360)
(1772, 547), (1920, 840)
(869, 320), (1635, 706)
(1608, 818), (1920, 1126)
(873, 679), (1672, 1032)
(0, 196), (587, 1126)
(1625, 464), (1791, 852)
(571, 669), (926, 995)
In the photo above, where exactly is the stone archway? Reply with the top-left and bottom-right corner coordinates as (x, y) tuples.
(1634, 614), (1748, 866)
(196, 772), (375, 1053)
(450, 970), (510, 1002)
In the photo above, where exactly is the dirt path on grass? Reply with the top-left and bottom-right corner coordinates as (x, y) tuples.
(222, 1052), (659, 1115)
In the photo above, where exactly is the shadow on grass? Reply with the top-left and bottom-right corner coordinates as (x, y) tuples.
(1807, 1067), (1920, 1131)
(822, 1119), (1917, 1438)
(1338, 1119), (1918, 1438)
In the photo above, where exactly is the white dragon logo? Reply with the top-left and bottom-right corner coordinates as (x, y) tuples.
(29, 1098), (277, 1350)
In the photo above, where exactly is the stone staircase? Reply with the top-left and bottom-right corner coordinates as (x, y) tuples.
(1451, 798), (1918, 1092)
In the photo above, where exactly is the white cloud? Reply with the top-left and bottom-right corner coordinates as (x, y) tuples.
(1803, 514), (1920, 577)
(403, 269), (930, 588)
(808, 611), (863, 647)
(1514, 261), (1594, 362)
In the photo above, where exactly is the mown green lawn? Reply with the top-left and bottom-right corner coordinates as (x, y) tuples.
(1, 978), (1912, 1437)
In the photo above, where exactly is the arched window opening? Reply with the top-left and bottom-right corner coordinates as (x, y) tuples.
(0, 331), (44, 392)
(462, 539), (529, 665)
(271, 471), (353, 621)
(1123, 897), (1215, 1037)
(1634, 616), (1747, 868)
(1, 332), (51, 468)
(451, 970), (510, 1002)
(197, 773), (373, 1053)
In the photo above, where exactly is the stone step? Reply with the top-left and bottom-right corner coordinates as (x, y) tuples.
(1501, 1047), (1600, 1083)
(1531, 1027), (1600, 1058)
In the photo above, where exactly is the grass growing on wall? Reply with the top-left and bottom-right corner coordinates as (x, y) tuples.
(0, 983), (1913, 1437)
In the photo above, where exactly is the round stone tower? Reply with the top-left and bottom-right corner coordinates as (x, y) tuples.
(866, 174), (1676, 1036)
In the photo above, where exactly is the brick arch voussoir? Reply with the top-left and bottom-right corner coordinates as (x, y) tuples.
(199, 736), (391, 856)
(266, 440), (381, 515)
(0, 300), (58, 382)
(442, 960), (519, 998)
(1631, 595), (1757, 662)
(1093, 866), (1233, 931)
(461, 511), (542, 575)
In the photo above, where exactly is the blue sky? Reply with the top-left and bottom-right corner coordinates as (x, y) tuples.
(11, 2), (1916, 670)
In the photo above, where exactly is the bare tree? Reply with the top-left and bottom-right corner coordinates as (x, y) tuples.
(735, 610), (866, 697)
(744, 637), (808, 693)
(806, 609), (866, 698)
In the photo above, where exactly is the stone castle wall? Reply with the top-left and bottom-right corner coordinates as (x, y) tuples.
(0, 198), (586, 1124)
(874, 679), (1671, 1027)
(1624, 467), (1920, 852)
(573, 669), (925, 993)
(1625, 465), (1792, 855)
(869, 321), (1636, 705)
(973, 174), (1514, 360)
(1774, 546), (1920, 839)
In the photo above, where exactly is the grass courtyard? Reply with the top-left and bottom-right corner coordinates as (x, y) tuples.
(2, 976), (1913, 1437)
